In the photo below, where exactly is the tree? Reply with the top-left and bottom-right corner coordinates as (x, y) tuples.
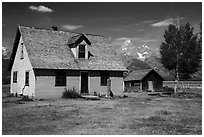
(160, 22), (201, 92)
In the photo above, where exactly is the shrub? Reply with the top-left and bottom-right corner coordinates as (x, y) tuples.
(6, 93), (14, 98)
(62, 88), (82, 99)
(163, 86), (174, 94)
(21, 95), (33, 101)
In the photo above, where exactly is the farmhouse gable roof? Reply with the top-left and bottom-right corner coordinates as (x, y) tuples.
(9, 25), (127, 71)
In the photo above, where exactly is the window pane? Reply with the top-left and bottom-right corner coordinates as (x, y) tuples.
(101, 71), (109, 86)
(79, 44), (85, 51)
(78, 44), (85, 59)
(55, 71), (66, 86)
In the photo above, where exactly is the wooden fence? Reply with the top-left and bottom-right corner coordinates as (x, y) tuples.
(163, 81), (202, 89)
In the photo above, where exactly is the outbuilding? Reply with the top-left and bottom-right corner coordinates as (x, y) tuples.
(124, 69), (164, 92)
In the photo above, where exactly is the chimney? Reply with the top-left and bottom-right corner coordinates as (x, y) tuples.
(51, 26), (58, 31)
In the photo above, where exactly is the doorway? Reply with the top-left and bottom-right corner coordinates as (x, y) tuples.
(148, 81), (153, 91)
(81, 72), (88, 94)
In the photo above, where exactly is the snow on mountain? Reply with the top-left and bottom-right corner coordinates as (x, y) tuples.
(2, 46), (11, 59)
(120, 39), (159, 61)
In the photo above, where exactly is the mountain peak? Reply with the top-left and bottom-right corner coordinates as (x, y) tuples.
(2, 46), (11, 59)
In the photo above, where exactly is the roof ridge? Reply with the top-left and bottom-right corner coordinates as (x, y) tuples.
(18, 25), (105, 37)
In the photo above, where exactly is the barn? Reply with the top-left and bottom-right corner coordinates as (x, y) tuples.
(124, 69), (164, 92)
(8, 25), (127, 99)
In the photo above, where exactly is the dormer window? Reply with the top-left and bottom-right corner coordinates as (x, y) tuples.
(78, 44), (85, 59)
(68, 34), (91, 59)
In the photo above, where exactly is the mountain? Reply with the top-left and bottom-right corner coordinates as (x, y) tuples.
(2, 46), (11, 84)
(121, 39), (159, 61)
(112, 38), (202, 81)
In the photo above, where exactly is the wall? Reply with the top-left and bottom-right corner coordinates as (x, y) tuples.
(35, 69), (80, 99)
(142, 71), (163, 91)
(89, 71), (124, 96)
(10, 36), (35, 97)
(124, 80), (142, 92)
(35, 70), (124, 98)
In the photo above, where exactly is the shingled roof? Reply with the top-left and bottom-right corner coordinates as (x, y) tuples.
(124, 69), (154, 81)
(9, 25), (127, 71)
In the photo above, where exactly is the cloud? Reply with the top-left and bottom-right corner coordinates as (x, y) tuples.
(151, 18), (175, 27)
(140, 20), (157, 24)
(151, 17), (184, 27)
(115, 37), (140, 41)
(115, 37), (158, 43)
(135, 19), (158, 26)
(61, 24), (83, 30)
(140, 39), (158, 42)
(29, 5), (54, 13)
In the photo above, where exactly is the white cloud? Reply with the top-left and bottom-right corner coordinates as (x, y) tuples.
(140, 39), (158, 42)
(29, 5), (54, 13)
(135, 20), (158, 25)
(151, 18), (176, 27)
(115, 37), (140, 41)
(61, 24), (83, 31)
(151, 17), (184, 27)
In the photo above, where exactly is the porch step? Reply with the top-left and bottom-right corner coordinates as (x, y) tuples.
(81, 95), (100, 100)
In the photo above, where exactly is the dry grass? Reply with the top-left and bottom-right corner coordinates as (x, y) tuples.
(2, 90), (202, 135)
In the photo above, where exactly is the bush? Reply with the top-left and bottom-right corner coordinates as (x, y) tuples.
(21, 95), (33, 101)
(163, 86), (174, 94)
(62, 88), (82, 99)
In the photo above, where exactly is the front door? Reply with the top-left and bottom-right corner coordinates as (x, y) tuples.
(148, 81), (153, 91)
(81, 72), (88, 94)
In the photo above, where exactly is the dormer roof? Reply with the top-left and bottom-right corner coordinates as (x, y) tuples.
(67, 34), (91, 45)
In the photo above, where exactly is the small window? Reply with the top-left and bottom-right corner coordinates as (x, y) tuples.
(55, 71), (66, 86)
(78, 44), (85, 59)
(20, 44), (24, 59)
(101, 71), (109, 86)
(13, 71), (17, 83)
(25, 71), (29, 86)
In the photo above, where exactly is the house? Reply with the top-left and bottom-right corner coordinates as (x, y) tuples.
(8, 25), (127, 98)
(124, 69), (164, 92)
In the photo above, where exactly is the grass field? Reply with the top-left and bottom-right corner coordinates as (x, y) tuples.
(2, 88), (202, 135)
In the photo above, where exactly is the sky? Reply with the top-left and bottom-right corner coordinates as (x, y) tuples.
(2, 2), (202, 50)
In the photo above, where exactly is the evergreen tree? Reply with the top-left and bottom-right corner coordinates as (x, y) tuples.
(160, 22), (201, 80)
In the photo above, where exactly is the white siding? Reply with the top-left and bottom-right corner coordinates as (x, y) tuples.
(10, 36), (35, 97)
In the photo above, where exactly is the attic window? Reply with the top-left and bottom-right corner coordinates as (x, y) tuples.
(78, 44), (85, 59)
(20, 43), (24, 59)
(101, 71), (109, 86)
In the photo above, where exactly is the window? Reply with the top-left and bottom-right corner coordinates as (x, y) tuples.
(20, 43), (24, 59)
(25, 71), (29, 86)
(101, 71), (109, 86)
(55, 71), (66, 86)
(78, 44), (85, 59)
(13, 71), (17, 83)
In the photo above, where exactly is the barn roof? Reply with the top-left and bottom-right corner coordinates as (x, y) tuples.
(9, 25), (127, 71)
(124, 69), (163, 81)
